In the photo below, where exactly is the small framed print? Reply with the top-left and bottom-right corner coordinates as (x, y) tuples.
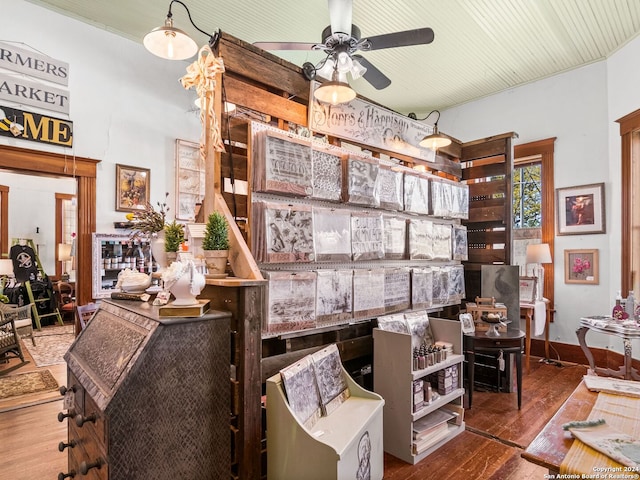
(556, 183), (605, 235)
(116, 164), (150, 212)
(459, 313), (475, 335)
(519, 276), (538, 303)
(564, 249), (599, 285)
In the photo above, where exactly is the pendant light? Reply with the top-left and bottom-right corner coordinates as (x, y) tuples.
(144, 0), (219, 60)
(409, 110), (452, 151)
(314, 69), (356, 105)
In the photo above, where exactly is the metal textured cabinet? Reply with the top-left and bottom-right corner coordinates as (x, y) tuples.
(57, 299), (231, 480)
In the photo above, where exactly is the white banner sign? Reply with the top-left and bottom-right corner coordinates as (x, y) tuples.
(0, 42), (69, 86)
(0, 73), (70, 114)
(308, 82), (436, 162)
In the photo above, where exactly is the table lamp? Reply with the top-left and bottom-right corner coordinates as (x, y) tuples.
(526, 243), (552, 301)
(0, 258), (15, 290)
(58, 243), (73, 282)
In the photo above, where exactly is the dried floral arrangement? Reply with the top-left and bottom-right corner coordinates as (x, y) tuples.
(126, 192), (170, 236)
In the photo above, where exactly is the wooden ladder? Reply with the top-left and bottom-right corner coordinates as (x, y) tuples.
(10, 238), (63, 330)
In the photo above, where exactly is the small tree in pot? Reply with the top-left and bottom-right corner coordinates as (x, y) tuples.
(164, 220), (184, 265)
(202, 212), (230, 276)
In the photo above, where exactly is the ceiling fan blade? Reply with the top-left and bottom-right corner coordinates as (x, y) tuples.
(352, 55), (391, 90)
(365, 27), (434, 51)
(328, 0), (353, 35)
(253, 41), (317, 51)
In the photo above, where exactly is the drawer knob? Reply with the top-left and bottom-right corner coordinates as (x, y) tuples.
(59, 385), (77, 396)
(74, 413), (97, 428)
(57, 471), (75, 480)
(57, 411), (74, 423)
(80, 459), (103, 475)
(58, 440), (76, 452)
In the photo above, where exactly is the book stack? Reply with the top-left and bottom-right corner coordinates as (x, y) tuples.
(413, 379), (424, 412)
(437, 365), (459, 395)
(412, 409), (455, 455)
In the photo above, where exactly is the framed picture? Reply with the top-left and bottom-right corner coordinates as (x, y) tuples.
(175, 139), (204, 221)
(519, 276), (538, 303)
(556, 183), (605, 235)
(564, 249), (599, 284)
(459, 313), (475, 335)
(116, 164), (150, 212)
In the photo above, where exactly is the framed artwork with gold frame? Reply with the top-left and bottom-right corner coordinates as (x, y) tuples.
(564, 249), (599, 284)
(115, 164), (149, 212)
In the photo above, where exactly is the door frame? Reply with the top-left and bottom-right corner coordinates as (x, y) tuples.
(0, 144), (99, 305)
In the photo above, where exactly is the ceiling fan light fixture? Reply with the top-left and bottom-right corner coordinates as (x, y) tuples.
(314, 70), (356, 105)
(350, 57), (367, 80)
(336, 50), (353, 73)
(144, 16), (198, 60)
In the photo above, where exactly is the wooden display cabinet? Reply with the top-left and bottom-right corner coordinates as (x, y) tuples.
(373, 317), (465, 464)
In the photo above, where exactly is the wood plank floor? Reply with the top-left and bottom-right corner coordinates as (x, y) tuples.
(1, 348), (586, 480)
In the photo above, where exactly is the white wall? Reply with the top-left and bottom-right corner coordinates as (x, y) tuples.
(440, 39), (640, 351)
(2, 0), (201, 233)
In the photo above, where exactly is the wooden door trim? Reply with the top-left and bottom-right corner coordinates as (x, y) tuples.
(515, 138), (556, 311)
(0, 144), (99, 305)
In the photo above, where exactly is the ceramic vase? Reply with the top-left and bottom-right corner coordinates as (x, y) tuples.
(168, 263), (206, 306)
(149, 230), (167, 272)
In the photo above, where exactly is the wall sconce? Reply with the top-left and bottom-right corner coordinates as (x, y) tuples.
(408, 110), (452, 151)
(526, 243), (552, 300)
(144, 0), (219, 60)
(58, 243), (73, 282)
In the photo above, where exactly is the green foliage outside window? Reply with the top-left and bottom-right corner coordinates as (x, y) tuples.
(513, 164), (542, 228)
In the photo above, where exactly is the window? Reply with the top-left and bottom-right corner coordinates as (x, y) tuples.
(513, 161), (542, 229)
(513, 140), (556, 308)
(617, 109), (640, 295)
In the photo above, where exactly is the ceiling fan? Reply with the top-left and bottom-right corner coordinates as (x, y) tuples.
(253, 0), (434, 91)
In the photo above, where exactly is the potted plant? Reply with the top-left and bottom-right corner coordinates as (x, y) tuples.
(164, 220), (185, 265)
(202, 212), (230, 276)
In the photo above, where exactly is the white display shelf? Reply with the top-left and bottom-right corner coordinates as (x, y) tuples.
(373, 317), (465, 465)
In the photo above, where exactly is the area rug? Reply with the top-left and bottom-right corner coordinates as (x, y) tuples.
(0, 370), (59, 399)
(23, 325), (75, 367)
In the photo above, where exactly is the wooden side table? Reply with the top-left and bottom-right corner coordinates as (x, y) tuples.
(464, 329), (525, 409)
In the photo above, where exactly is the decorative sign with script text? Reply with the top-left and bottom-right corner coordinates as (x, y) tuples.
(308, 81), (436, 162)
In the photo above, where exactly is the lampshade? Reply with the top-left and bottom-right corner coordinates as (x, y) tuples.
(0, 259), (14, 276)
(314, 70), (356, 105)
(144, 17), (198, 60)
(526, 243), (552, 264)
(419, 127), (452, 151)
(58, 243), (73, 262)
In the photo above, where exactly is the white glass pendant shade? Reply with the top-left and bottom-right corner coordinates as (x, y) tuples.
(143, 18), (198, 60)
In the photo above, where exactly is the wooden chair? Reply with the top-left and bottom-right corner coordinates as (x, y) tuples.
(25, 280), (63, 331)
(0, 305), (25, 372)
(0, 303), (35, 346)
(55, 281), (76, 323)
(76, 302), (99, 332)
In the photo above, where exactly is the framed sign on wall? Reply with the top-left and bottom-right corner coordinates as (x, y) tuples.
(175, 139), (203, 221)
